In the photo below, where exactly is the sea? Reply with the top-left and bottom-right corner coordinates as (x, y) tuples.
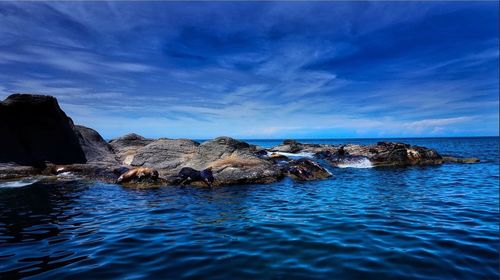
(0, 137), (498, 279)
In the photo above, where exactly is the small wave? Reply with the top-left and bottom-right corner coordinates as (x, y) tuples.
(0, 178), (40, 188)
(336, 158), (373, 168)
(268, 151), (315, 158)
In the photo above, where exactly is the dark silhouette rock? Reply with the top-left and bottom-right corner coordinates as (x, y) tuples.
(0, 94), (86, 166)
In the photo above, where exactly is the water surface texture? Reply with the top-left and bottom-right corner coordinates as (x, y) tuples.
(0, 137), (498, 279)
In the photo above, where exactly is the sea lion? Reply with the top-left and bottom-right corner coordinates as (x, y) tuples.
(116, 167), (159, 184)
(176, 167), (214, 187)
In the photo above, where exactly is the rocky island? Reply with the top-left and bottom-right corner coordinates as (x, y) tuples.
(0, 94), (480, 187)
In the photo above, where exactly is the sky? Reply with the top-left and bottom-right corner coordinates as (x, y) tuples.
(0, 1), (498, 139)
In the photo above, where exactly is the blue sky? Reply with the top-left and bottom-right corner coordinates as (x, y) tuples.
(0, 1), (498, 139)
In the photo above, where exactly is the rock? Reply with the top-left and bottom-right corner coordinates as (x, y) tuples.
(366, 142), (443, 166)
(0, 94), (86, 166)
(287, 158), (332, 181)
(42, 163), (118, 183)
(196, 137), (283, 185)
(0, 163), (41, 180)
(74, 125), (118, 164)
(309, 141), (443, 167)
(270, 140), (303, 153)
(131, 136), (283, 186)
(109, 133), (154, 164)
(443, 156), (480, 164)
(131, 138), (200, 171)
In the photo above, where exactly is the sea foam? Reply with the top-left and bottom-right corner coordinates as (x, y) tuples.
(0, 178), (40, 188)
(336, 157), (373, 168)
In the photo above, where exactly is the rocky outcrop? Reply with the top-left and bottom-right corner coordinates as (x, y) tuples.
(109, 133), (154, 164)
(74, 125), (117, 164)
(0, 94), (86, 166)
(271, 140), (444, 167)
(129, 137), (283, 186)
(0, 94), (481, 188)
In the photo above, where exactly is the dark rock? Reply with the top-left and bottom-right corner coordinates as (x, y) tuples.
(367, 143), (443, 166)
(287, 158), (332, 181)
(254, 149), (268, 158)
(0, 94), (86, 166)
(74, 125), (117, 164)
(288, 141), (444, 167)
(0, 163), (41, 180)
(283, 139), (299, 145)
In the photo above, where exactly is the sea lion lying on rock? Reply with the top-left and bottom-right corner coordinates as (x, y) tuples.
(168, 167), (215, 187)
(116, 167), (159, 184)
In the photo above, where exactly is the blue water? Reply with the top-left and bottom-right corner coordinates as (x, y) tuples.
(0, 137), (498, 279)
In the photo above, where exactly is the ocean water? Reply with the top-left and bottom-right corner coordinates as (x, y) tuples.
(0, 137), (498, 279)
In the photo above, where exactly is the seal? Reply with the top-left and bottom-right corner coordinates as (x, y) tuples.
(176, 167), (214, 187)
(116, 167), (159, 184)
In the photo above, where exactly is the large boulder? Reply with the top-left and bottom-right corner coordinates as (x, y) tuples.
(74, 125), (118, 164)
(130, 136), (283, 186)
(130, 138), (200, 171)
(270, 139), (304, 153)
(0, 94), (86, 166)
(192, 137), (283, 185)
(109, 133), (154, 164)
(287, 158), (332, 181)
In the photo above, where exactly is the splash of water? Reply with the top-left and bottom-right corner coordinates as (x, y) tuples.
(0, 178), (40, 188)
(268, 151), (315, 158)
(336, 157), (373, 168)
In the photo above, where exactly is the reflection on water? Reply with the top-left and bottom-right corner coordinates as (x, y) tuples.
(0, 137), (498, 279)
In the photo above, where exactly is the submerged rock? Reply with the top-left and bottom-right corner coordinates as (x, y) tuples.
(0, 94), (86, 165)
(442, 156), (480, 164)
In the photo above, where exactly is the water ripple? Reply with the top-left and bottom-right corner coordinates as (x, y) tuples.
(0, 137), (498, 279)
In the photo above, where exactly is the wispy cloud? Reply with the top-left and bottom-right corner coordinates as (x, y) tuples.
(0, 1), (497, 138)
